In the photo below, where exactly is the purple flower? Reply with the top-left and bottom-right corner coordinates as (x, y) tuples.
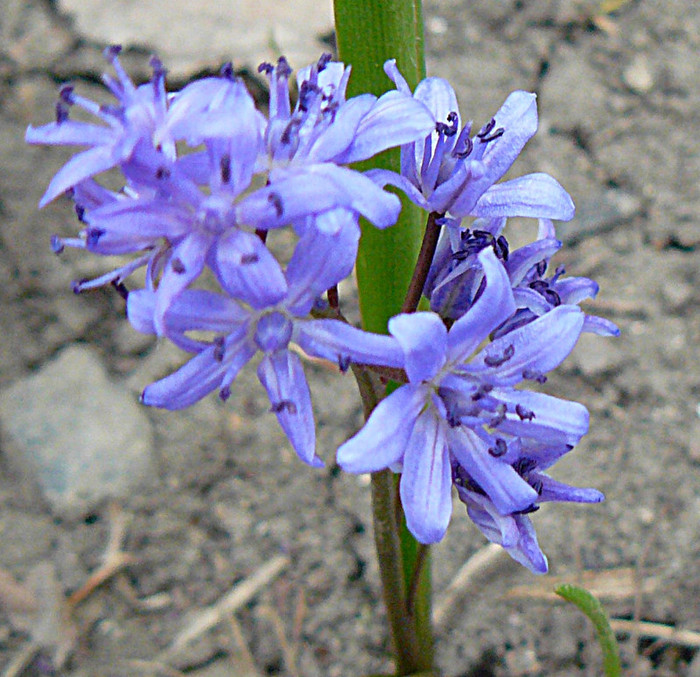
(127, 227), (403, 467)
(426, 217), (620, 337)
(337, 248), (591, 544)
(366, 61), (574, 223)
(454, 445), (604, 574)
(25, 46), (172, 207)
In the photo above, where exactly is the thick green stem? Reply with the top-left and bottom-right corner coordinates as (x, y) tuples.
(334, 2), (435, 674)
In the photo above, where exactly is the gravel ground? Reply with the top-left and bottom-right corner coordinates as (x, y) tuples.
(0, 1), (698, 675)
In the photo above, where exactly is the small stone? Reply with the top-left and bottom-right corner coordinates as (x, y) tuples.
(623, 54), (654, 94)
(0, 346), (155, 518)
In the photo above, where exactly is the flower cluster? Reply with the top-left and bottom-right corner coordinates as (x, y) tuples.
(28, 48), (617, 572)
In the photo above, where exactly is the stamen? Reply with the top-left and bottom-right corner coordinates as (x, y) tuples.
(479, 127), (505, 144)
(75, 204), (86, 222)
(453, 136), (473, 159)
(58, 85), (75, 105)
(258, 61), (274, 75)
(220, 62), (235, 79)
(171, 257), (186, 274)
(271, 400), (297, 415)
(111, 280), (129, 300)
(515, 404), (535, 421)
(276, 56), (292, 79)
(484, 343), (515, 367)
(72, 278), (89, 294)
(494, 235), (509, 261)
(220, 154), (231, 184)
(267, 192), (284, 217)
(471, 384), (493, 401)
(219, 386), (231, 401)
(85, 227), (106, 247)
(476, 118), (496, 138)
(522, 369), (547, 384)
(50, 235), (65, 254)
(317, 53), (333, 71)
(489, 403), (507, 427)
(338, 355), (351, 373)
(213, 336), (225, 362)
(488, 438), (508, 457)
(513, 457), (537, 476)
(512, 504), (540, 515)
(55, 102), (69, 123)
(298, 80), (320, 112)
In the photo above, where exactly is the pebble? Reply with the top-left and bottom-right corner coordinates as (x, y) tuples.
(0, 346), (155, 518)
(623, 54), (655, 94)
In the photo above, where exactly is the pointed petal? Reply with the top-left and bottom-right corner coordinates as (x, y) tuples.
(26, 121), (116, 147)
(337, 385), (425, 473)
(39, 145), (118, 206)
(295, 319), (404, 369)
(583, 315), (620, 336)
(214, 230), (288, 308)
(338, 90), (435, 164)
(447, 248), (516, 364)
(471, 173), (575, 221)
(449, 427), (538, 515)
(465, 305), (584, 386)
(534, 474), (604, 504)
(257, 351), (320, 467)
(364, 168), (430, 210)
(141, 344), (229, 409)
(400, 412), (452, 544)
(388, 312), (447, 383)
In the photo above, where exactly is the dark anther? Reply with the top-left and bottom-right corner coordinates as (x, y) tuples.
(298, 80), (320, 112)
(240, 253), (259, 264)
(213, 336), (225, 362)
(338, 355), (351, 373)
(258, 61), (274, 75)
(75, 204), (86, 222)
(111, 280), (129, 300)
(220, 154), (232, 184)
(436, 111), (459, 137)
(276, 56), (292, 79)
(489, 404), (507, 428)
(522, 369), (547, 384)
(488, 438), (508, 457)
(219, 385), (231, 401)
(453, 136), (473, 159)
(495, 235), (509, 261)
(149, 55), (166, 79)
(267, 192), (284, 217)
(478, 127), (505, 144)
(515, 403), (535, 421)
(50, 235), (65, 254)
(171, 257), (186, 274)
(531, 478), (544, 495)
(104, 45), (123, 60)
(484, 343), (515, 367)
(477, 118), (496, 138)
(471, 384), (493, 401)
(86, 227), (106, 247)
(155, 166), (171, 180)
(72, 278), (89, 294)
(317, 53), (333, 71)
(280, 118), (301, 145)
(271, 400), (298, 415)
(513, 457), (537, 476)
(220, 62), (235, 79)
(535, 260), (547, 277)
(58, 85), (75, 105)
(55, 102), (69, 124)
(512, 504), (540, 515)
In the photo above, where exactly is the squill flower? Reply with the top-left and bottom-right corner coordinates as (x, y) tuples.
(127, 226), (403, 467)
(337, 249), (591, 544)
(367, 61), (575, 224)
(25, 46), (172, 207)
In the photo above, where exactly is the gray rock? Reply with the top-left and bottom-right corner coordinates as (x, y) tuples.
(57, 0), (334, 78)
(0, 346), (154, 518)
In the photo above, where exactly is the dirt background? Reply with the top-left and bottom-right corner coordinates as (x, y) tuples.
(0, 0), (698, 675)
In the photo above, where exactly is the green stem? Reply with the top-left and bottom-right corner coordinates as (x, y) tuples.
(334, 2), (434, 673)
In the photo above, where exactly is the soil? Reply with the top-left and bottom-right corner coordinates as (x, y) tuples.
(0, 1), (698, 675)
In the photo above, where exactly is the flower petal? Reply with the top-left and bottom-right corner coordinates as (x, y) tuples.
(388, 312), (447, 383)
(400, 411), (453, 544)
(337, 385), (425, 473)
(257, 351), (320, 467)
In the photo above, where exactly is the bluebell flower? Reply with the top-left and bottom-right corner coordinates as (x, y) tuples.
(426, 216), (620, 338)
(25, 46), (173, 207)
(337, 249), (592, 545)
(366, 61), (574, 224)
(127, 226), (403, 467)
(454, 444), (604, 574)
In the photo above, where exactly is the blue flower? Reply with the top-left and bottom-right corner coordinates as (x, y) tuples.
(25, 46), (172, 207)
(366, 61), (575, 223)
(127, 226), (403, 467)
(337, 248), (591, 544)
(426, 216), (620, 337)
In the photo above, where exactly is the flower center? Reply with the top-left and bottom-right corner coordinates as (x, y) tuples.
(253, 311), (293, 352)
